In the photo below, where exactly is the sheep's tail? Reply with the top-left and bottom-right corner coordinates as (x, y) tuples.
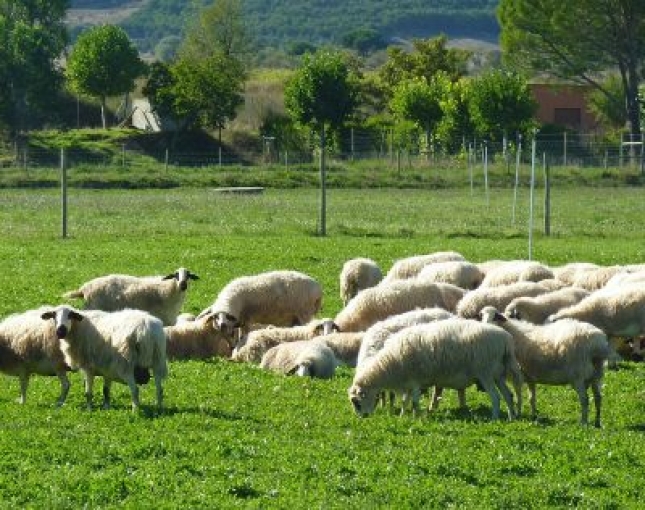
(63, 289), (84, 300)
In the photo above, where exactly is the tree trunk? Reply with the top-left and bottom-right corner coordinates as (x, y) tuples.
(319, 124), (327, 237)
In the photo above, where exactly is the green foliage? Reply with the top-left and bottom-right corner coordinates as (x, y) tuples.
(0, 0), (69, 136)
(284, 50), (359, 131)
(390, 74), (448, 135)
(467, 69), (537, 141)
(340, 27), (386, 56)
(66, 24), (145, 128)
(587, 74), (628, 132)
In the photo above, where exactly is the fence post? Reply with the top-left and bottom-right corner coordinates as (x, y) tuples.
(121, 144), (126, 167)
(483, 142), (489, 206)
(641, 133), (645, 176)
(512, 135), (522, 225)
(61, 148), (68, 239)
(164, 148), (169, 171)
(528, 135), (537, 260)
(563, 131), (567, 166)
(544, 153), (550, 236)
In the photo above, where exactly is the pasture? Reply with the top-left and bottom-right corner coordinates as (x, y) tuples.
(1, 184), (645, 507)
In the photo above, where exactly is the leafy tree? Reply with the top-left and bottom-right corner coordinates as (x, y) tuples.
(0, 0), (69, 137)
(466, 69), (537, 141)
(435, 78), (475, 152)
(284, 50), (359, 235)
(66, 24), (145, 128)
(498, 0), (645, 135)
(587, 74), (628, 132)
(340, 27), (386, 56)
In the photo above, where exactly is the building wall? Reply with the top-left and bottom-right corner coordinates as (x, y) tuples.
(530, 83), (600, 133)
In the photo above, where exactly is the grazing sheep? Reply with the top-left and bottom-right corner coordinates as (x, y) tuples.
(479, 260), (554, 288)
(383, 251), (466, 282)
(63, 267), (199, 326)
(260, 340), (338, 379)
(231, 318), (338, 364)
(164, 313), (233, 360)
(340, 258), (383, 306)
(41, 305), (168, 411)
(480, 306), (610, 427)
(198, 270), (323, 338)
(348, 318), (521, 420)
(552, 262), (599, 286)
(456, 281), (552, 320)
(569, 265), (624, 291)
(504, 287), (590, 324)
(320, 332), (364, 367)
(416, 261), (484, 290)
(334, 280), (466, 332)
(604, 270), (645, 289)
(0, 307), (70, 406)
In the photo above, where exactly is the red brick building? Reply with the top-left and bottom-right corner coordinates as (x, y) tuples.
(529, 83), (600, 133)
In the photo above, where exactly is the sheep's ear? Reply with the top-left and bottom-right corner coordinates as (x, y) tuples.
(286, 365), (298, 376)
(162, 273), (177, 281)
(188, 272), (199, 280)
(41, 311), (55, 320)
(331, 322), (341, 332)
(494, 311), (507, 322)
(69, 311), (84, 322)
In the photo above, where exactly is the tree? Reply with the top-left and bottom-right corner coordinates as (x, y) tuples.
(284, 50), (359, 236)
(498, 0), (645, 136)
(466, 69), (537, 141)
(66, 24), (145, 129)
(340, 27), (386, 56)
(0, 0), (69, 137)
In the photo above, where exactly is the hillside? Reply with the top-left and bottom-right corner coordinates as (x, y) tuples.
(68, 0), (500, 57)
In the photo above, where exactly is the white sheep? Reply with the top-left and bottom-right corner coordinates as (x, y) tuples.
(456, 281), (553, 320)
(41, 305), (168, 411)
(552, 262), (599, 286)
(383, 251), (466, 282)
(416, 260), (484, 290)
(63, 267), (199, 326)
(504, 287), (590, 324)
(569, 265), (624, 291)
(198, 270), (323, 338)
(164, 312), (233, 360)
(348, 318), (521, 420)
(231, 318), (338, 364)
(479, 260), (554, 288)
(604, 270), (645, 289)
(260, 340), (338, 379)
(320, 332), (364, 367)
(0, 306), (70, 406)
(480, 306), (611, 427)
(334, 280), (466, 332)
(340, 258), (383, 306)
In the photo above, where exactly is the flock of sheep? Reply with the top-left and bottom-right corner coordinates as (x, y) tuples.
(1, 252), (645, 426)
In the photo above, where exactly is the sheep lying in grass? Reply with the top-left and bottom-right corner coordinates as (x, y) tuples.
(504, 287), (590, 324)
(231, 319), (337, 363)
(569, 265), (624, 291)
(340, 258), (382, 305)
(334, 280), (465, 332)
(198, 270), (323, 338)
(348, 318), (521, 420)
(319, 332), (364, 367)
(383, 251), (466, 282)
(456, 281), (552, 320)
(260, 340), (338, 379)
(164, 313), (233, 360)
(479, 260), (554, 288)
(416, 261), (484, 290)
(480, 306), (610, 427)
(41, 305), (168, 411)
(552, 262), (599, 286)
(0, 306), (70, 406)
(63, 267), (199, 326)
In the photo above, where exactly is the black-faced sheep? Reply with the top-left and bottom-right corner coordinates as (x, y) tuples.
(63, 267), (199, 326)
(41, 305), (168, 411)
(340, 258), (383, 306)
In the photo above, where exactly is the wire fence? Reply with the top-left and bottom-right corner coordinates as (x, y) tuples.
(2, 131), (644, 171)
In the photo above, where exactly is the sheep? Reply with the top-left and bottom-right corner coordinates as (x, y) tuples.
(479, 306), (610, 427)
(0, 306), (70, 406)
(198, 270), (323, 338)
(348, 318), (521, 420)
(552, 262), (599, 286)
(456, 281), (553, 320)
(479, 260), (554, 288)
(546, 284), (645, 367)
(416, 260), (484, 290)
(504, 287), (590, 324)
(340, 258), (383, 306)
(334, 280), (466, 332)
(231, 318), (338, 364)
(319, 332), (364, 367)
(63, 267), (199, 326)
(604, 270), (645, 289)
(260, 340), (338, 379)
(40, 305), (168, 411)
(569, 265), (624, 291)
(164, 312), (233, 361)
(382, 251), (466, 282)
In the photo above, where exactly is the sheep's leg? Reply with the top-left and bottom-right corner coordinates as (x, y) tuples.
(428, 386), (443, 411)
(528, 382), (538, 420)
(125, 375), (140, 412)
(591, 379), (602, 428)
(154, 371), (164, 410)
(573, 381), (589, 426)
(495, 377), (516, 421)
(480, 379), (501, 420)
(411, 388), (421, 418)
(17, 372), (29, 404)
(457, 389), (467, 409)
(83, 371), (94, 410)
(56, 372), (71, 407)
(102, 379), (112, 410)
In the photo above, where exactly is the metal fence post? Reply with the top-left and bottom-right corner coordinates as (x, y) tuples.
(61, 148), (68, 239)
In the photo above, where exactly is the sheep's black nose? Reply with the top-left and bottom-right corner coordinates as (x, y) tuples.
(55, 325), (68, 339)
(179, 281), (188, 291)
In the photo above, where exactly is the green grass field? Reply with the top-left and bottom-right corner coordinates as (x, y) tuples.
(1, 184), (645, 508)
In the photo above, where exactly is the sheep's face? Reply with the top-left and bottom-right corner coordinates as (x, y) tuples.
(215, 312), (239, 337)
(313, 318), (340, 336)
(41, 307), (84, 340)
(164, 267), (199, 291)
(348, 384), (378, 417)
(477, 306), (506, 324)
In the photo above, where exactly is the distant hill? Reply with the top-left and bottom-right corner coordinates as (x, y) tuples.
(69, 0), (500, 57)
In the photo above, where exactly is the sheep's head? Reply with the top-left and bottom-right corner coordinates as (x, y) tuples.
(211, 311), (240, 338)
(41, 306), (84, 340)
(478, 306), (506, 324)
(163, 267), (199, 291)
(313, 318), (340, 336)
(348, 384), (378, 417)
